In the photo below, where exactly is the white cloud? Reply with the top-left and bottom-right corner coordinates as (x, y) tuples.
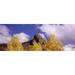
(0, 25), (11, 43)
(14, 32), (30, 43)
(0, 25), (10, 36)
(64, 44), (75, 51)
(37, 24), (58, 37)
(36, 24), (75, 44)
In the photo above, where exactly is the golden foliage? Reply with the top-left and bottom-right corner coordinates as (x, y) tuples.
(46, 34), (64, 51)
(29, 40), (42, 51)
(1, 34), (64, 51)
(7, 37), (24, 51)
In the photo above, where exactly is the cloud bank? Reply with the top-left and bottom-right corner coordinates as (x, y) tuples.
(0, 25), (11, 43)
(14, 32), (30, 43)
(36, 24), (75, 44)
(64, 44), (75, 51)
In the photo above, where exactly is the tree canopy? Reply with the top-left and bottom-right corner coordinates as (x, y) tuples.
(7, 37), (24, 51)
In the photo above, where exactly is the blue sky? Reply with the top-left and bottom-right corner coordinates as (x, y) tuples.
(5, 24), (42, 39)
(0, 24), (75, 46)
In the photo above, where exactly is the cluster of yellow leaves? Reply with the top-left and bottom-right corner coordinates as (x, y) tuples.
(46, 34), (64, 51)
(7, 37), (23, 51)
(29, 43), (42, 51)
(26, 40), (42, 51)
